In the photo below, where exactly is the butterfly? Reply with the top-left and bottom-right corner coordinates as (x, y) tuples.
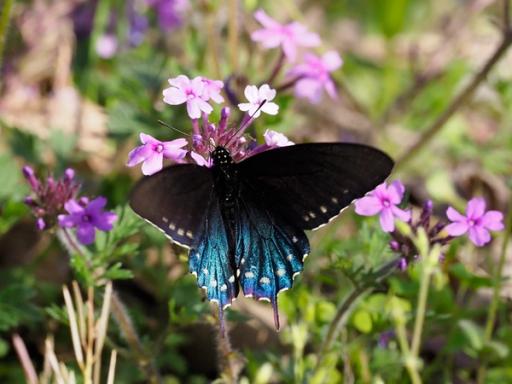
(129, 143), (393, 329)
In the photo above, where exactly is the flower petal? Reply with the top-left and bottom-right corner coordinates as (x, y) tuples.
(86, 197), (107, 215)
(254, 9), (279, 29)
(379, 208), (395, 232)
(163, 87), (187, 105)
(481, 210), (504, 231)
(354, 196), (382, 216)
(58, 214), (76, 228)
(323, 51), (343, 71)
(261, 102), (279, 115)
(445, 222), (469, 236)
(446, 206), (466, 222)
(64, 199), (84, 215)
(93, 211), (117, 231)
(127, 144), (153, 167)
(186, 99), (202, 119)
(466, 197), (486, 219)
(468, 226), (491, 247)
(259, 84), (276, 101)
(76, 223), (96, 245)
(140, 133), (158, 145)
(388, 180), (406, 204)
(391, 206), (411, 222)
(244, 85), (259, 103)
(190, 151), (211, 167)
(141, 152), (164, 175)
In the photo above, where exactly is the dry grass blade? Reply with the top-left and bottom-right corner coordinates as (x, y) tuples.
(45, 338), (66, 384)
(12, 334), (38, 384)
(72, 281), (87, 349)
(63, 285), (85, 369)
(106, 350), (118, 384)
(94, 282), (113, 384)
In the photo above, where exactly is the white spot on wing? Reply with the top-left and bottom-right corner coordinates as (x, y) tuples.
(286, 254), (293, 261)
(308, 211), (316, 218)
(320, 206), (327, 213)
(245, 271), (254, 278)
(331, 197), (339, 204)
(228, 275), (235, 283)
(177, 228), (185, 236)
(303, 215), (310, 222)
(169, 222), (176, 230)
(220, 284), (227, 291)
(260, 277), (270, 284)
(186, 230), (193, 239)
(210, 279), (217, 288)
(292, 236), (298, 243)
(202, 268), (208, 275)
(277, 269), (285, 277)
(241, 258), (245, 265)
(162, 217), (168, 223)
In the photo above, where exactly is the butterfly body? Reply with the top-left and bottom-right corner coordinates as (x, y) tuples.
(130, 143), (394, 328)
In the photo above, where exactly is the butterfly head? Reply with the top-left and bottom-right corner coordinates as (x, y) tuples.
(212, 146), (233, 167)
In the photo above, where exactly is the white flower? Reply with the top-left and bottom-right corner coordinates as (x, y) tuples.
(238, 84), (279, 118)
(264, 130), (294, 147)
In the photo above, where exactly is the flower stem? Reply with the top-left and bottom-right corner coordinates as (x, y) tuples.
(314, 256), (401, 371)
(265, 50), (286, 86)
(0, 0), (13, 79)
(395, 26), (512, 170)
(476, 199), (512, 384)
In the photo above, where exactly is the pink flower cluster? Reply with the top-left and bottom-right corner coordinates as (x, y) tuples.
(354, 180), (504, 268)
(251, 9), (343, 103)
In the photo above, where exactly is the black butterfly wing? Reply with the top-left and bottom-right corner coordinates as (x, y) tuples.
(129, 164), (213, 248)
(238, 143), (394, 230)
(234, 182), (309, 328)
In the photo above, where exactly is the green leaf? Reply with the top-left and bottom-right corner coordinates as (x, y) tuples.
(458, 319), (484, 351)
(352, 309), (373, 333)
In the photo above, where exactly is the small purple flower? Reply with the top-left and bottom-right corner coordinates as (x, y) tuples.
(238, 84), (279, 118)
(445, 197), (504, 246)
(288, 51), (342, 103)
(22, 166), (80, 231)
(58, 197), (117, 245)
(378, 330), (396, 348)
(263, 130), (294, 147)
(127, 133), (188, 175)
(355, 181), (411, 232)
(163, 75), (215, 119)
(251, 9), (320, 62)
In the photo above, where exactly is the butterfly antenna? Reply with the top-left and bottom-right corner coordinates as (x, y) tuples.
(226, 99), (267, 148)
(157, 120), (190, 137)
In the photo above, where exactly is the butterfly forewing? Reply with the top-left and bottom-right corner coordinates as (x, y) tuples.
(238, 143), (394, 230)
(129, 164), (213, 247)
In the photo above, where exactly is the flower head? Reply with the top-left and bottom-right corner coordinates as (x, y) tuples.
(264, 129), (294, 147)
(201, 78), (224, 103)
(288, 51), (342, 103)
(127, 133), (188, 175)
(251, 9), (320, 61)
(96, 34), (118, 59)
(58, 197), (117, 245)
(354, 180), (411, 232)
(22, 166), (80, 231)
(163, 75), (220, 119)
(238, 84), (279, 118)
(445, 197), (504, 246)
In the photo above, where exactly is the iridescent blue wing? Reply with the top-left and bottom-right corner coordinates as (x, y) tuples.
(129, 164), (213, 248)
(238, 143), (394, 230)
(189, 191), (238, 312)
(234, 182), (309, 329)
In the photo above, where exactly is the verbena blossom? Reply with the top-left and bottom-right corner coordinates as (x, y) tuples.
(445, 197), (504, 246)
(126, 133), (188, 175)
(58, 197), (117, 245)
(264, 129), (294, 147)
(251, 9), (320, 61)
(288, 50), (342, 103)
(201, 78), (224, 103)
(163, 75), (223, 119)
(23, 166), (80, 231)
(238, 84), (279, 118)
(355, 181), (411, 232)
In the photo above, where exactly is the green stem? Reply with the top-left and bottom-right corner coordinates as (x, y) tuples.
(476, 199), (512, 384)
(0, 0), (13, 79)
(314, 257), (401, 371)
(395, 30), (512, 170)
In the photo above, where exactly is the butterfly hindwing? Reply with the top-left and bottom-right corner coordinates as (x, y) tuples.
(238, 143), (394, 230)
(129, 164), (213, 247)
(234, 182), (310, 327)
(189, 192), (238, 309)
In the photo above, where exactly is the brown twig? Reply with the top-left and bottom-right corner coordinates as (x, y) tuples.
(395, 28), (512, 170)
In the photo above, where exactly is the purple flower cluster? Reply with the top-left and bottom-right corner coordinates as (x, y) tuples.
(251, 9), (343, 103)
(354, 180), (504, 269)
(23, 167), (117, 245)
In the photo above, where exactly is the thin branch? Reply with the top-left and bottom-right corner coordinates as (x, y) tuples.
(395, 30), (512, 170)
(314, 257), (401, 371)
(12, 334), (38, 384)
